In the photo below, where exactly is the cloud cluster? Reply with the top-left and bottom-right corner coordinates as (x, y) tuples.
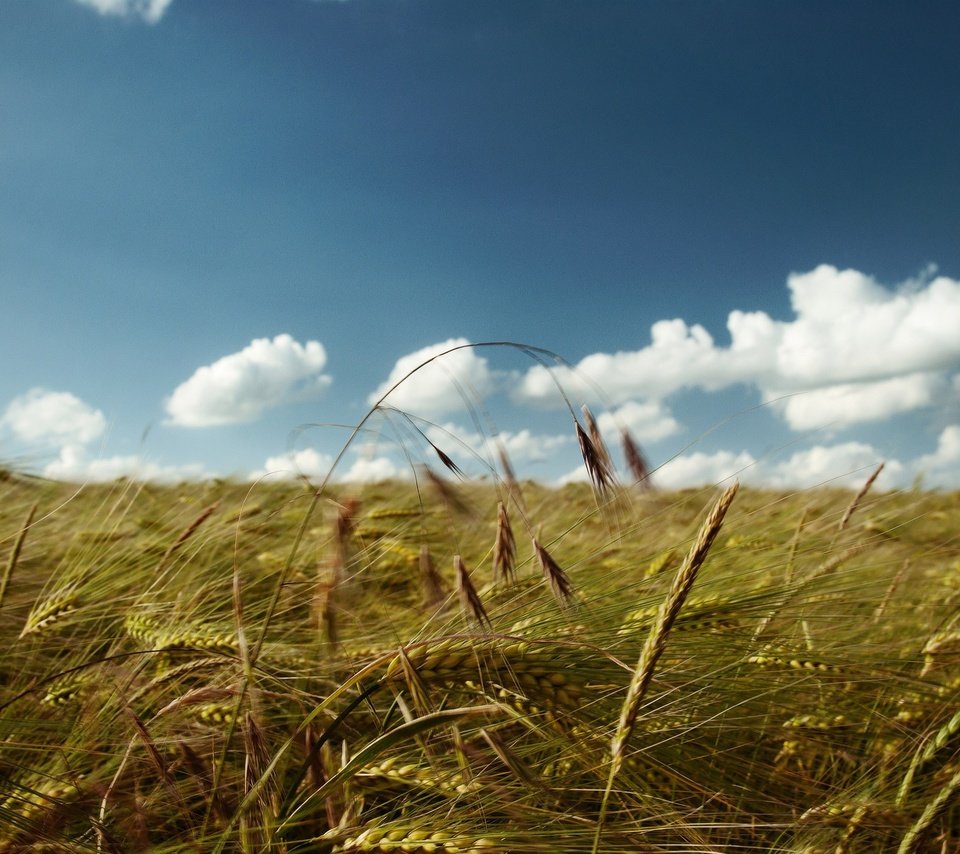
(368, 338), (496, 417)
(599, 440), (906, 490)
(253, 447), (406, 483)
(1, 389), (106, 447)
(515, 266), (960, 431)
(72, 0), (174, 24)
(44, 445), (208, 483)
(166, 334), (331, 427)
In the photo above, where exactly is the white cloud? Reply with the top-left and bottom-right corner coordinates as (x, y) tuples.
(425, 422), (569, 468)
(763, 443), (903, 490)
(655, 450), (758, 489)
(514, 266), (960, 432)
(596, 400), (681, 443)
(253, 448), (335, 481)
(72, 0), (174, 24)
(166, 334), (332, 427)
(773, 372), (946, 431)
(1, 389), (106, 447)
(252, 446), (408, 483)
(369, 339), (496, 417)
(342, 455), (406, 482)
(44, 444), (207, 483)
(912, 426), (960, 488)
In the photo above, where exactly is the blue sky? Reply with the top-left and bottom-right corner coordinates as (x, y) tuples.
(2, 0), (959, 489)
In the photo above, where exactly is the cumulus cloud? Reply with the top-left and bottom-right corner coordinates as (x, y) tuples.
(647, 441), (907, 490)
(252, 446), (407, 483)
(773, 373), (947, 431)
(369, 339), (496, 417)
(912, 426), (960, 488)
(1, 389), (106, 447)
(166, 335), (332, 427)
(763, 443), (902, 490)
(514, 265), (960, 432)
(71, 0), (174, 24)
(595, 400), (681, 443)
(425, 422), (569, 469)
(44, 445), (207, 483)
(654, 450), (759, 489)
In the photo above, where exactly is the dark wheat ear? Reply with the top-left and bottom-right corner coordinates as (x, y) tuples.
(496, 442), (526, 512)
(492, 501), (517, 586)
(621, 428), (652, 488)
(455, 555), (491, 628)
(532, 537), (574, 604)
(421, 465), (470, 515)
(428, 441), (464, 478)
(575, 419), (616, 497)
(419, 544), (447, 609)
(581, 405), (614, 472)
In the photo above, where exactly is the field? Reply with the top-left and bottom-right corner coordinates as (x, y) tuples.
(2, 462), (960, 852)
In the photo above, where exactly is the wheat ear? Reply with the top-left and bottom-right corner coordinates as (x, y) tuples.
(592, 481), (739, 853)
(0, 501), (38, 610)
(492, 502), (517, 586)
(839, 462), (884, 531)
(456, 555), (491, 628)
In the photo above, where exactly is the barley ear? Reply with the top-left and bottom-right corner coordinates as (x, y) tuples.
(456, 555), (491, 628)
(593, 481), (739, 854)
(496, 442), (526, 512)
(158, 501), (219, 572)
(419, 544), (447, 609)
(575, 419), (615, 496)
(493, 502), (517, 586)
(621, 429), (652, 488)
(581, 404), (614, 472)
(532, 537), (574, 604)
(839, 461), (884, 530)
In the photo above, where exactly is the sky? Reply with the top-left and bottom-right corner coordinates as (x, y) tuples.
(2, 0), (960, 490)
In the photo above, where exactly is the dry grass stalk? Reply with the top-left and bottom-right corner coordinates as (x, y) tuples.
(0, 501), (38, 610)
(621, 429), (652, 488)
(492, 502), (517, 586)
(334, 497), (360, 572)
(575, 419), (615, 496)
(124, 707), (187, 816)
(875, 559), (909, 623)
(456, 555), (491, 628)
(177, 738), (230, 826)
(839, 462), (885, 531)
(594, 481), (739, 854)
(158, 501), (219, 571)
(419, 544), (446, 609)
(784, 505), (810, 585)
(532, 537), (574, 604)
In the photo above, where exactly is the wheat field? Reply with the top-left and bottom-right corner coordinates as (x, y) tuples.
(1, 458), (959, 852)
